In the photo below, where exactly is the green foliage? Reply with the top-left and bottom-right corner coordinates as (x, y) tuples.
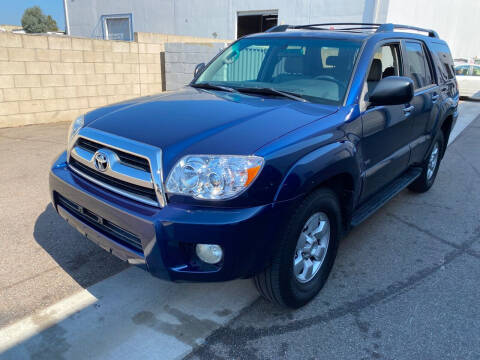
(21, 6), (59, 33)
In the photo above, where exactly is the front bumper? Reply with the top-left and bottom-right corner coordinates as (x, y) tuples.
(50, 152), (298, 282)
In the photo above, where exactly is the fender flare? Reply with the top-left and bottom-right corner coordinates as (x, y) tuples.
(274, 140), (362, 204)
(428, 101), (458, 159)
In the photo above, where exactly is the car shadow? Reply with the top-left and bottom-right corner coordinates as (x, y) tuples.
(33, 204), (128, 288)
(460, 90), (480, 102)
(10, 204), (259, 359)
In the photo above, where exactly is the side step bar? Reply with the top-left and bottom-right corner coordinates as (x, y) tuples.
(350, 167), (422, 227)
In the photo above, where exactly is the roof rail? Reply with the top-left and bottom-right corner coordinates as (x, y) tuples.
(265, 25), (291, 32)
(265, 22), (439, 38)
(376, 23), (439, 38)
(267, 23), (382, 33)
(295, 23), (381, 29)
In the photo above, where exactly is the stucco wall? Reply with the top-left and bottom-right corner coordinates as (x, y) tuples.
(383, 0), (480, 58)
(0, 32), (227, 128)
(66, 0), (374, 40)
(67, 0), (478, 58)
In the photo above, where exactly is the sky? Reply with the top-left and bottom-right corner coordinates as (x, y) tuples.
(0, 0), (65, 30)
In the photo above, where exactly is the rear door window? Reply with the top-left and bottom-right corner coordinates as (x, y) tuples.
(404, 41), (434, 90)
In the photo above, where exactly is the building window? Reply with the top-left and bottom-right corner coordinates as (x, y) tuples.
(237, 11), (278, 38)
(102, 14), (133, 41)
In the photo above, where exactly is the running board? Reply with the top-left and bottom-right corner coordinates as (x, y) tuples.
(350, 167), (422, 227)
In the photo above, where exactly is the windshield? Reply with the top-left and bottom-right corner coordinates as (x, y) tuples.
(194, 37), (362, 105)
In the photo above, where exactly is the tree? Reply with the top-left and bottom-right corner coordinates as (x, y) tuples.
(21, 6), (58, 33)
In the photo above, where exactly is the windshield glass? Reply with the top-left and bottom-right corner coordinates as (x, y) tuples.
(194, 37), (362, 105)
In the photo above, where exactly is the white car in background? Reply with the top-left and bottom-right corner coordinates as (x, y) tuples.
(455, 64), (480, 99)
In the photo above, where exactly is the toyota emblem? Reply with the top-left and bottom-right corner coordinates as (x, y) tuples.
(94, 151), (109, 172)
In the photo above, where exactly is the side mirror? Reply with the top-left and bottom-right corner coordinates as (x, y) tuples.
(194, 63), (206, 78)
(369, 76), (414, 106)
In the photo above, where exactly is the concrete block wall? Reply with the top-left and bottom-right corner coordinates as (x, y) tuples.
(0, 32), (228, 128)
(164, 42), (228, 91)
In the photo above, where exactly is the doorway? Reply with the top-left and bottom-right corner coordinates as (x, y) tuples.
(237, 11), (278, 38)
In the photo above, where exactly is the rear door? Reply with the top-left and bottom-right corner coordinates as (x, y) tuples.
(401, 40), (440, 165)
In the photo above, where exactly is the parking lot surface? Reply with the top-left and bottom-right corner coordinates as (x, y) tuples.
(0, 101), (479, 359)
(188, 107), (480, 359)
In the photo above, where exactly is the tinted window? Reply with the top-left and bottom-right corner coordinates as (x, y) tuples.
(431, 42), (455, 81)
(472, 66), (480, 76)
(405, 41), (433, 89)
(455, 65), (470, 76)
(196, 37), (362, 105)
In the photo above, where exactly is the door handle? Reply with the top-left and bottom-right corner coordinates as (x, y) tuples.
(403, 105), (415, 116)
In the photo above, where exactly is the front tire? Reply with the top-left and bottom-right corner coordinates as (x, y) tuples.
(408, 131), (444, 193)
(254, 188), (341, 308)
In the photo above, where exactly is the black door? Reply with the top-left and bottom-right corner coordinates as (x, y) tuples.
(360, 42), (412, 201)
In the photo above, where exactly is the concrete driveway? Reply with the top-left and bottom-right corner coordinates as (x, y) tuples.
(0, 101), (479, 359)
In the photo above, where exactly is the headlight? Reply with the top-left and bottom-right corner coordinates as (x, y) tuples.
(166, 155), (264, 200)
(67, 115), (84, 144)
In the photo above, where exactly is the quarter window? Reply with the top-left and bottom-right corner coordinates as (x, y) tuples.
(404, 42), (434, 89)
(431, 42), (455, 81)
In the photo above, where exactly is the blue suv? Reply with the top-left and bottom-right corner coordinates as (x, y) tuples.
(50, 23), (459, 308)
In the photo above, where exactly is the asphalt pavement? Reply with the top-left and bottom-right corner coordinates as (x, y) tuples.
(0, 123), (128, 328)
(0, 101), (479, 359)
(187, 107), (480, 360)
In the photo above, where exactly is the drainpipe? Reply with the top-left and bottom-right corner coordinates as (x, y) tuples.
(373, 0), (380, 23)
(63, 0), (71, 35)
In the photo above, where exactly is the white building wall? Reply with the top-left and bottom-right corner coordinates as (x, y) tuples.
(67, 0), (374, 40)
(382, 0), (480, 58)
(67, 0), (176, 39)
(66, 0), (478, 58)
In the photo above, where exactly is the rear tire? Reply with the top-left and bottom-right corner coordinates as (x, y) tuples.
(254, 188), (341, 308)
(408, 131), (444, 193)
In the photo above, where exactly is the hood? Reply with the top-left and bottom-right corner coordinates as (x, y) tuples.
(85, 87), (338, 169)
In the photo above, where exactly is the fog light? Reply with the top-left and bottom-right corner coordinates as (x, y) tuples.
(195, 244), (223, 264)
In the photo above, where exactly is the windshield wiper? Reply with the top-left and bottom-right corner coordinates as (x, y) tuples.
(190, 82), (237, 93)
(234, 87), (309, 102)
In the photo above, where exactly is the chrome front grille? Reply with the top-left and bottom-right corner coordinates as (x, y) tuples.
(77, 138), (151, 172)
(67, 128), (166, 208)
(69, 158), (158, 202)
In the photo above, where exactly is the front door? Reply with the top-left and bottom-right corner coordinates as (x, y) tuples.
(360, 42), (411, 201)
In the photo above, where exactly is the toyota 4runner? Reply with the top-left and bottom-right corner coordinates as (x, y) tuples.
(50, 23), (459, 308)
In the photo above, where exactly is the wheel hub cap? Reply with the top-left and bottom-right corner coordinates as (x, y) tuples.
(293, 212), (330, 283)
(427, 143), (439, 180)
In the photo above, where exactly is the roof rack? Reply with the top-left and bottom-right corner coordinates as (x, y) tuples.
(266, 23), (439, 38)
(376, 24), (439, 38)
